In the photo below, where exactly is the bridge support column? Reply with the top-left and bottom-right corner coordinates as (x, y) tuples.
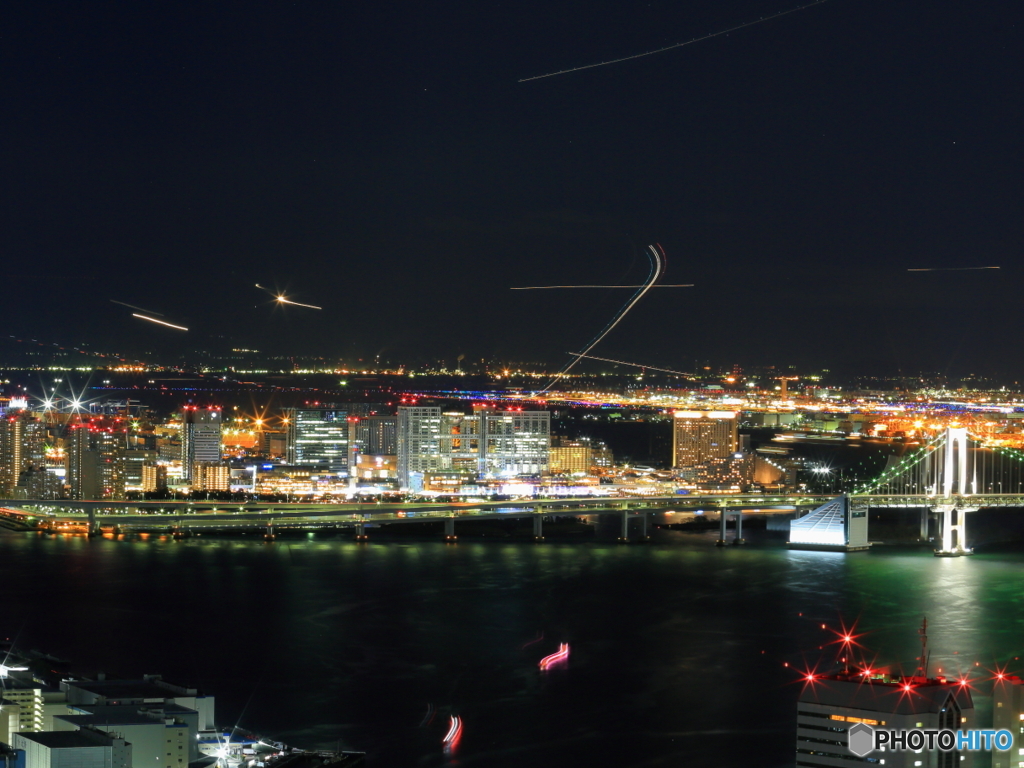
(733, 512), (746, 545)
(638, 512), (649, 542)
(533, 515), (544, 541)
(354, 522), (368, 542)
(619, 511), (630, 542)
(87, 508), (100, 538)
(919, 509), (930, 540)
(444, 517), (457, 542)
(934, 505), (975, 556)
(716, 511), (729, 546)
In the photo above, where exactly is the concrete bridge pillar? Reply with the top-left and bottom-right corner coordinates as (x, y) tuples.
(716, 511), (729, 547)
(919, 508), (930, 540)
(734, 512), (745, 545)
(444, 517), (457, 542)
(533, 515), (544, 541)
(87, 508), (100, 538)
(934, 505), (975, 556)
(619, 511), (630, 542)
(354, 522), (368, 542)
(639, 512), (649, 541)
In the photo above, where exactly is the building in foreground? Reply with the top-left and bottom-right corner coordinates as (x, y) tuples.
(797, 670), (974, 767)
(12, 729), (131, 768)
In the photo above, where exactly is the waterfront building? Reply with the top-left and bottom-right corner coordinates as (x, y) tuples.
(549, 441), (593, 475)
(285, 406), (349, 474)
(796, 670), (974, 767)
(0, 413), (46, 495)
(65, 423), (121, 500)
(113, 449), (157, 496)
(190, 461), (230, 492)
(672, 411), (738, 469)
(141, 461), (168, 492)
(12, 729), (130, 768)
(397, 407), (550, 488)
(54, 706), (192, 768)
(992, 674), (1024, 768)
(180, 407), (222, 482)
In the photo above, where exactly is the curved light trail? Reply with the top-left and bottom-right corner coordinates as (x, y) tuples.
(537, 243), (664, 394)
(539, 643), (571, 670)
(519, 0), (833, 82)
(132, 314), (188, 331)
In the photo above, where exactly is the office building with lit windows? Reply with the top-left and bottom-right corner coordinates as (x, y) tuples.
(796, 671), (974, 767)
(397, 406), (549, 488)
(672, 411), (738, 469)
(992, 674), (1024, 768)
(285, 406), (349, 474)
(180, 407), (222, 482)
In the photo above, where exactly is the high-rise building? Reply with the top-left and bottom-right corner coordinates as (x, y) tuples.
(65, 423), (121, 500)
(141, 462), (168, 493)
(396, 407), (443, 487)
(992, 674), (1024, 768)
(797, 670), (974, 767)
(672, 411), (738, 469)
(353, 415), (397, 456)
(180, 408), (222, 481)
(285, 406), (349, 473)
(114, 449), (157, 497)
(0, 412), (46, 494)
(397, 407), (550, 488)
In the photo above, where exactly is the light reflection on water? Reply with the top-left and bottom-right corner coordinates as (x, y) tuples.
(1, 529), (1022, 767)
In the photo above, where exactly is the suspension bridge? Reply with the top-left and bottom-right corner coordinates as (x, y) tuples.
(790, 426), (1024, 555)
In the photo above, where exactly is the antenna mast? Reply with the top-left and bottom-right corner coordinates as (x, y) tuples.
(917, 616), (929, 678)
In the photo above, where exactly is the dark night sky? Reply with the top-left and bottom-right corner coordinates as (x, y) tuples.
(3, 1), (1022, 376)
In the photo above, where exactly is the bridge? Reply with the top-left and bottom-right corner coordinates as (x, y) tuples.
(789, 427), (1024, 555)
(2, 428), (1023, 550)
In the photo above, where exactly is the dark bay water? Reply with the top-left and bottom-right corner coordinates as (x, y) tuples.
(3, 528), (1024, 767)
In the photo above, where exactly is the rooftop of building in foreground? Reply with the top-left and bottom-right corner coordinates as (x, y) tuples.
(798, 669), (974, 716)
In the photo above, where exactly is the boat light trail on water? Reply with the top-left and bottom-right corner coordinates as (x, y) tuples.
(519, 0), (833, 82)
(442, 715), (463, 746)
(132, 314), (188, 331)
(539, 643), (571, 670)
(511, 284), (692, 290)
(907, 266), (1001, 272)
(566, 353), (691, 377)
(110, 300), (164, 316)
(537, 244), (664, 394)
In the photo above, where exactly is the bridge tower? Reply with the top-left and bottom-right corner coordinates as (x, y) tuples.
(934, 427), (976, 557)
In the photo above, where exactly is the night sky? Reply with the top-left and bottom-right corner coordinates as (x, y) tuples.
(4, 1), (1022, 376)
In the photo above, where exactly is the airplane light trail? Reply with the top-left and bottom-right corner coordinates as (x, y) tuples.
(519, 0), (833, 82)
(511, 284), (693, 290)
(566, 353), (691, 376)
(538, 243), (664, 394)
(907, 267), (1000, 272)
(110, 300), (164, 316)
(275, 296), (323, 310)
(132, 314), (188, 331)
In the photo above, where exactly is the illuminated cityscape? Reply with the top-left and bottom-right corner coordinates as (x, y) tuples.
(3, 1), (1023, 766)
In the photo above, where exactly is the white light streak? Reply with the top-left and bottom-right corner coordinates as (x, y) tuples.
(110, 300), (164, 316)
(276, 296), (323, 310)
(511, 284), (692, 290)
(520, 0), (833, 82)
(907, 267), (1000, 272)
(538, 243), (664, 394)
(132, 314), (189, 331)
(565, 352), (691, 376)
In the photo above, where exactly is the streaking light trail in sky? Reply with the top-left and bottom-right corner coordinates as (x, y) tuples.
(566, 353), (691, 376)
(275, 296), (322, 310)
(132, 314), (188, 331)
(519, 0), (833, 82)
(110, 300), (164, 316)
(537, 243), (664, 394)
(907, 266), (1000, 272)
(511, 284), (692, 290)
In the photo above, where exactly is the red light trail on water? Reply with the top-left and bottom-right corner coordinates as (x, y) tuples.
(539, 643), (570, 670)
